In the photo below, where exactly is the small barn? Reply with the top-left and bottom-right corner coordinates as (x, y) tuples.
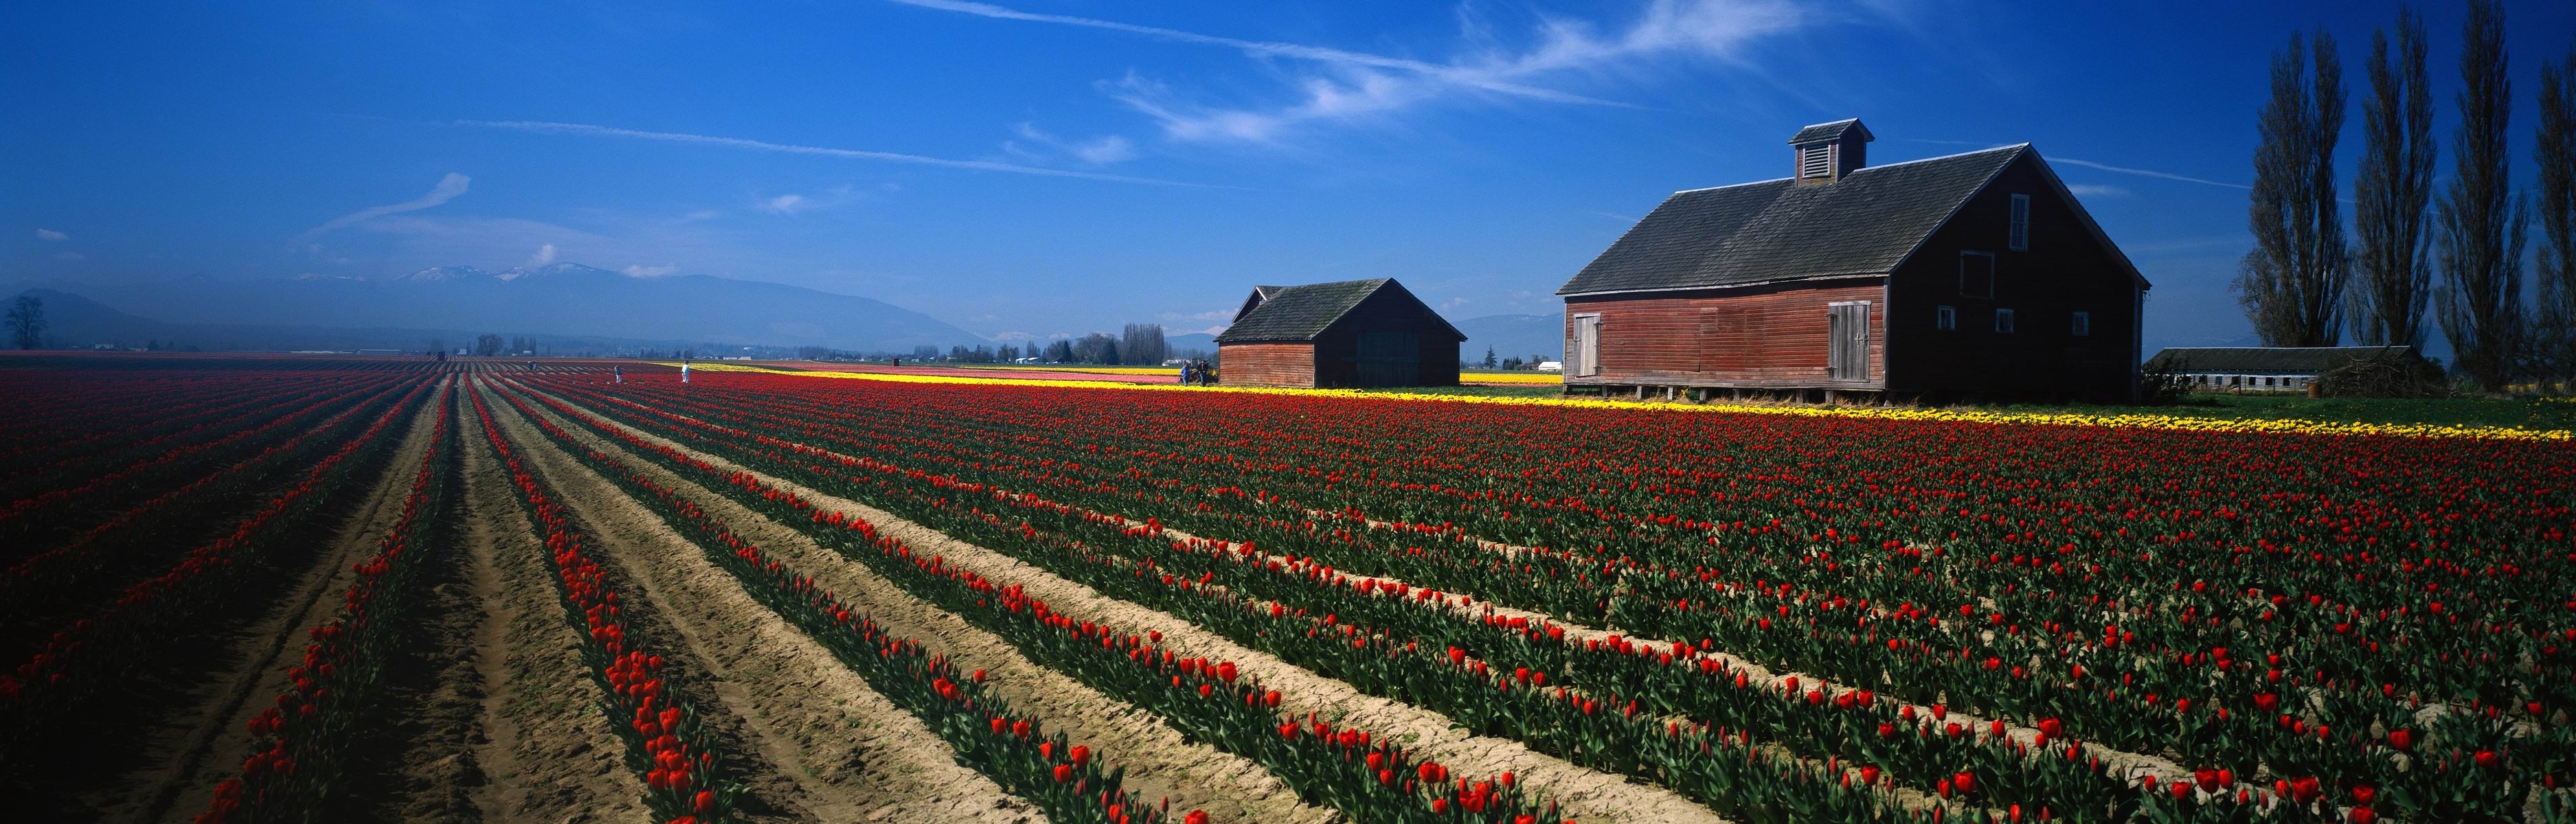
(1215, 278), (1465, 388)
(2145, 345), (2412, 392)
(1557, 118), (2151, 402)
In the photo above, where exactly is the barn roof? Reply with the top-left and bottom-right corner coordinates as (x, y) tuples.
(1560, 144), (2119, 297)
(2145, 346), (2413, 374)
(1217, 278), (1463, 343)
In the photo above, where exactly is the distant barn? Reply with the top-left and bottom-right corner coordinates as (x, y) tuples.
(1215, 278), (1465, 389)
(1557, 119), (2151, 402)
(2146, 345), (2412, 391)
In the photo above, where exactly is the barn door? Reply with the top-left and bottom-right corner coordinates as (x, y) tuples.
(1572, 314), (1601, 377)
(1354, 331), (1419, 387)
(1828, 302), (1870, 382)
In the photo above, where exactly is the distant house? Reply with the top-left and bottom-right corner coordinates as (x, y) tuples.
(1557, 118), (2150, 402)
(1215, 278), (1465, 388)
(2145, 345), (2410, 391)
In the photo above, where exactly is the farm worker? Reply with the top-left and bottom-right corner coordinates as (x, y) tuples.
(613, 365), (623, 384)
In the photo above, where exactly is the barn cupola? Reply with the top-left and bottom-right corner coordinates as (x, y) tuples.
(1789, 118), (1873, 183)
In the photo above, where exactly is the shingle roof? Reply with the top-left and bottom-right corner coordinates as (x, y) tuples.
(1788, 118), (1870, 144)
(1217, 278), (1463, 343)
(1217, 279), (1386, 342)
(1559, 144), (2028, 296)
(2145, 346), (2413, 374)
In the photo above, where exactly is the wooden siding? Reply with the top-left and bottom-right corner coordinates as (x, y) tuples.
(1219, 343), (1318, 388)
(1563, 281), (1886, 389)
(1884, 154), (2142, 401)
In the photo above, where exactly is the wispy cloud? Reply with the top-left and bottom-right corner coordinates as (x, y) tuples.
(459, 120), (1207, 186)
(1006, 123), (1138, 165)
(2053, 157), (2250, 191)
(54, 251), (84, 261)
(881, 0), (1623, 106)
(2064, 183), (2132, 198)
(34, 228), (67, 241)
(622, 263), (680, 277)
(907, 0), (1804, 145)
(299, 172), (472, 239)
(526, 242), (557, 266)
(1157, 308), (1235, 322)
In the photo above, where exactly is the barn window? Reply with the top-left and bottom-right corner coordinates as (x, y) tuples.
(1994, 308), (2016, 334)
(2008, 194), (2031, 251)
(1936, 305), (1956, 330)
(1798, 143), (1833, 179)
(1959, 251), (1996, 298)
(2070, 310), (2090, 336)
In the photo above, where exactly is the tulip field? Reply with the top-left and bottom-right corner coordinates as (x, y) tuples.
(3, 355), (2572, 824)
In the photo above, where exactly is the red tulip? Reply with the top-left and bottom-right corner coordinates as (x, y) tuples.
(2387, 729), (2414, 751)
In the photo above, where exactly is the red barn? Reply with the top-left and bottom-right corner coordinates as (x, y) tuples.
(1216, 278), (1464, 388)
(1558, 119), (2149, 402)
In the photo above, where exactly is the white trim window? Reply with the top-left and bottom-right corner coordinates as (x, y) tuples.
(2070, 310), (2090, 336)
(1959, 251), (1996, 298)
(1936, 305), (1956, 331)
(1995, 308), (2016, 334)
(2008, 194), (2031, 251)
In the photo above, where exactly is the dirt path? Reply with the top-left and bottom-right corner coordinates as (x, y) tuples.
(479, 381), (1046, 824)
(512, 382), (1729, 824)
(87, 378), (447, 824)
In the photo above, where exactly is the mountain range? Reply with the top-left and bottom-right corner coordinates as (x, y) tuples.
(16, 263), (982, 354)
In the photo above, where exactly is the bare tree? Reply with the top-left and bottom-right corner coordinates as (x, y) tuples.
(6, 296), (44, 350)
(2538, 47), (2576, 392)
(2435, 0), (2531, 392)
(2237, 29), (2349, 347)
(2349, 6), (2437, 350)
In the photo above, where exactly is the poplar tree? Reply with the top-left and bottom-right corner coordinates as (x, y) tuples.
(2434, 0), (2531, 391)
(2349, 6), (2436, 350)
(2237, 30), (2349, 347)
(2535, 47), (2576, 392)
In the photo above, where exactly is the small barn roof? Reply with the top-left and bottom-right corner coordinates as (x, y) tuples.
(1559, 145), (2036, 297)
(1217, 278), (1464, 343)
(2145, 346), (2413, 373)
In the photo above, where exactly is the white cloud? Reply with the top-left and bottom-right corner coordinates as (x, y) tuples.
(756, 185), (861, 216)
(527, 243), (558, 265)
(461, 120), (1206, 186)
(922, 0), (1803, 144)
(1439, 297), (1472, 310)
(297, 172), (472, 239)
(2064, 183), (2132, 198)
(34, 228), (67, 241)
(622, 263), (680, 277)
(54, 251), (84, 261)
(1157, 308), (1236, 322)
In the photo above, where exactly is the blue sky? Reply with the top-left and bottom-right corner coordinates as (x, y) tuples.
(6, 0), (2572, 350)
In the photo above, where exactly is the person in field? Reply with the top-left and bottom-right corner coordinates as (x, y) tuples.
(613, 365), (622, 384)
(681, 363), (690, 383)
(1178, 360), (1193, 386)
